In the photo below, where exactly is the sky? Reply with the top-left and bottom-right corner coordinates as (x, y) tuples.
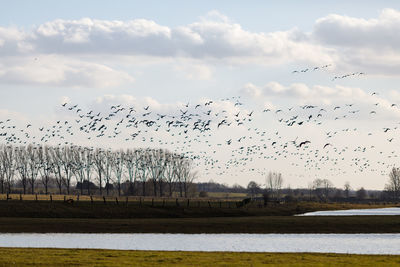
(1, 1), (400, 190)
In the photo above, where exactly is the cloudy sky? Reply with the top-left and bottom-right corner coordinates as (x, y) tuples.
(1, 1), (400, 189)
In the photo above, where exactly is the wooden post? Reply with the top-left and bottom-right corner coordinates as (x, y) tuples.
(63, 195), (66, 202)
(187, 199), (190, 208)
(116, 197), (119, 205)
(35, 194), (38, 202)
(6, 193), (9, 202)
(151, 198), (154, 207)
(50, 194), (53, 203)
(103, 196), (106, 205)
(90, 195), (93, 204)
(20, 194), (22, 201)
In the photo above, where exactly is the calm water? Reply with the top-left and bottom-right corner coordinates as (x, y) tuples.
(0, 233), (399, 254)
(298, 207), (400, 216)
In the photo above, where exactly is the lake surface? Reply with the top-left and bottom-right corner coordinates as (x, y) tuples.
(0, 233), (399, 254)
(299, 207), (400, 216)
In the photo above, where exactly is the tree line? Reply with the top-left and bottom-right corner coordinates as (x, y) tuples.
(0, 144), (196, 197)
(246, 170), (400, 202)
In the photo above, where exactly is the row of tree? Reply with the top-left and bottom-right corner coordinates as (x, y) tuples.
(0, 144), (196, 197)
(246, 169), (400, 201)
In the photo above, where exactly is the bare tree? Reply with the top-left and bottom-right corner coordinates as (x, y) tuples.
(0, 148), (4, 194)
(148, 149), (166, 196)
(61, 146), (74, 195)
(83, 147), (93, 195)
(73, 148), (86, 195)
(344, 181), (351, 198)
(112, 150), (125, 196)
(265, 171), (283, 199)
(313, 178), (334, 201)
(2, 145), (15, 193)
(175, 157), (195, 198)
(27, 145), (40, 194)
(103, 149), (114, 196)
(51, 147), (65, 194)
(164, 152), (177, 197)
(386, 167), (400, 199)
(93, 148), (105, 195)
(16, 146), (29, 194)
(38, 146), (53, 195)
(125, 149), (140, 196)
(0, 144), (197, 198)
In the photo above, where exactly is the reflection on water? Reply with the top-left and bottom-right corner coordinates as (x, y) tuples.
(298, 207), (400, 216)
(0, 233), (399, 254)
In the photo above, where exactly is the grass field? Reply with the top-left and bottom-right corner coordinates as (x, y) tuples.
(0, 196), (397, 219)
(0, 248), (399, 266)
(0, 200), (398, 233)
(1, 215), (400, 233)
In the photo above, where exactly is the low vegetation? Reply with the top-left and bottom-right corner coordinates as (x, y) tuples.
(1, 215), (400, 234)
(0, 248), (399, 266)
(0, 197), (396, 219)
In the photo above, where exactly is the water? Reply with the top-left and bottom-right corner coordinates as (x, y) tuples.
(0, 233), (399, 254)
(298, 207), (400, 216)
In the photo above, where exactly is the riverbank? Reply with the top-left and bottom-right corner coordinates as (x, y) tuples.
(0, 199), (396, 218)
(1, 215), (400, 233)
(0, 248), (399, 266)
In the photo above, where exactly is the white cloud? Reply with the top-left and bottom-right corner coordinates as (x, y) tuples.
(0, 55), (134, 88)
(313, 8), (400, 49)
(0, 16), (332, 64)
(312, 8), (400, 75)
(174, 61), (213, 80)
(1, 8), (400, 89)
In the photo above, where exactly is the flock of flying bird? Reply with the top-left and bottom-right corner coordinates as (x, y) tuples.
(291, 64), (365, 82)
(0, 67), (399, 185)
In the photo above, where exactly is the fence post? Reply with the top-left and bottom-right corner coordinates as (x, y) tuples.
(187, 199), (190, 208)
(90, 195), (93, 205)
(6, 193), (9, 202)
(20, 194), (22, 201)
(116, 197), (119, 205)
(35, 194), (38, 202)
(50, 194), (52, 203)
(151, 198), (154, 207)
(176, 198), (179, 207)
(63, 195), (66, 202)
(103, 196), (106, 205)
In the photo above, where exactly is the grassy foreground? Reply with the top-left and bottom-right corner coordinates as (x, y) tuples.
(1, 215), (400, 233)
(0, 248), (399, 266)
